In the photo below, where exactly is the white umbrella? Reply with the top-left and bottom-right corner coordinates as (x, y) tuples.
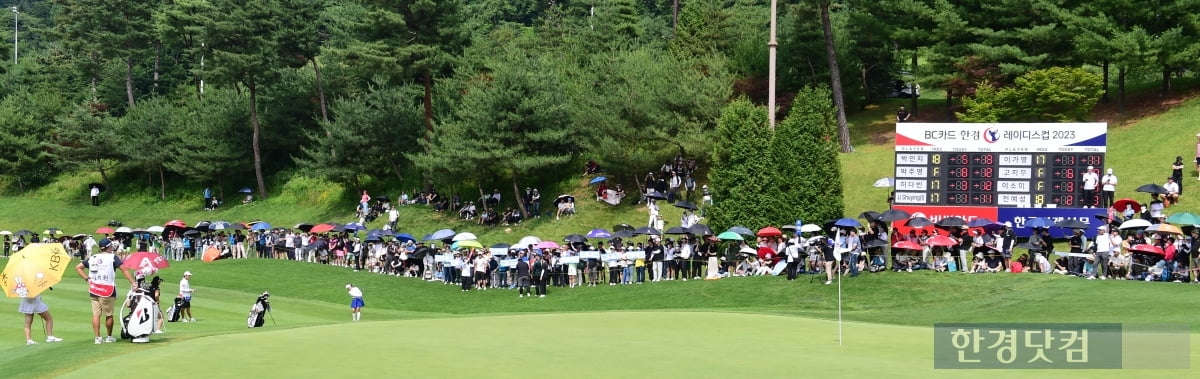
(799, 224), (822, 233)
(1118, 219), (1152, 230)
(452, 232), (477, 242)
(146, 226), (165, 233)
(115, 226), (133, 234)
(873, 177), (894, 188)
(0, 231), (10, 235)
(514, 236), (542, 249)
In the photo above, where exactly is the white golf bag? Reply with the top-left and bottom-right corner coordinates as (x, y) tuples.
(120, 289), (157, 343)
(247, 292), (271, 328)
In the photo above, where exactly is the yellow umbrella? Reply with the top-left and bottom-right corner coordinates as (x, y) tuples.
(1, 243), (72, 298)
(455, 240), (484, 249)
(1146, 223), (1183, 235)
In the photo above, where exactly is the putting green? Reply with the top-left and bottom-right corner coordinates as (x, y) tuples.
(60, 312), (1193, 378)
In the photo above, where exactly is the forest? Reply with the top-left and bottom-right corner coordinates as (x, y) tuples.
(0, 0), (1196, 206)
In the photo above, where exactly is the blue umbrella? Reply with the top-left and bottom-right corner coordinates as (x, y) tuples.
(726, 226), (754, 236)
(238, 188), (253, 194)
(420, 233), (434, 241)
(586, 228), (613, 238)
(430, 228), (456, 241)
(367, 228), (395, 237)
(250, 222), (272, 231)
(967, 217), (995, 228)
(364, 236), (383, 243)
(1025, 217), (1055, 229)
(833, 218), (862, 228)
(394, 233), (416, 243)
(589, 176), (607, 185)
(342, 222), (366, 232)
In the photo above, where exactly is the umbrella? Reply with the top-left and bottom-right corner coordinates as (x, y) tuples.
(1024, 218), (1055, 229)
(1135, 184), (1169, 194)
(873, 177), (894, 188)
(936, 217), (966, 228)
(294, 223), (314, 232)
(589, 176), (607, 185)
(833, 218), (862, 228)
(452, 232), (478, 242)
(88, 182), (107, 192)
(1054, 219), (1089, 230)
(926, 235), (959, 247)
(664, 226), (690, 235)
(209, 221), (231, 230)
(251, 222), (272, 231)
(1119, 219), (1152, 230)
(892, 240), (922, 250)
(15, 230), (34, 236)
(535, 241), (560, 250)
(756, 227), (783, 237)
(1146, 224), (1183, 235)
(1015, 242), (1039, 250)
(727, 226), (754, 236)
(455, 240), (484, 250)
(1113, 199), (1141, 213)
(309, 223), (337, 234)
(688, 224), (714, 236)
(490, 243), (512, 250)
(717, 231), (744, 241)
(95, 227), (115, 234)
(905, 217), (933, 228)
(364, 236), (383, 243)
(633, 227), (662, 236)
(367, 229), (395, 237)
(612, 230), (634, 239)
(564, 234), (588, 243)
(864, 239), (889, 248)
(420, 234), (434, 242)
(238, 188), (254, 194)
(737, 247), (757, 256)
(673, 201), (698, 210)
(1166, 212), (1200, 225)
(644, 191), (668, 200)
(394, 233), (416, 243)
(114, 227), (133, 234)
(878, 209), (911, 222)
(586, 229), (613, 239)
(43, 228), (63, 236)
(2, 244), (72, 298)
(165, 220), (187, 228)
(860, 211), (881, 221)
(612, 224), (635, 232)
(0, 231), (9, 235)
(71, 233), (89, 240)
(183, 230), (201, 236)
(146, 226), (165, 233)
(344, 223), (367, 232)
(553, 195), (576, 205)
(202, 247), (222, 262)
(515, 236), (542, 248)
(121, 252), (170, 271)
(1128, 244), (1164, 256)
(430, 229), (456, 241)
(967, 218), (996, 228)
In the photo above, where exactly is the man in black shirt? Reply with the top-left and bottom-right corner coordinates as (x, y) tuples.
(1068, 229), (1084, 275)
(532, 254), (548, 298)
(516, 255), (531, 298)
(896, 106), (911, 123)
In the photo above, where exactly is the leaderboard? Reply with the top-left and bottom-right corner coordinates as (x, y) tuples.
(893, 123), (1107, 208)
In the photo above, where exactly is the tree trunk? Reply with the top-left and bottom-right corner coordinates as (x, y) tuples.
(153, 43), (161, 92)
(97, 158), (110, 193)
(125, 57), (136, 108)
(159, 164), (166, 200)
(673, 0), (679, 31)
(248, 81), (268, 199)
(909, 52), (918, 115)
(1100, 60), (1110, 103)
(1162, 67), (1172, 96)
(1117, 67), (1126, 114)
(423, 72), (434, 134)
(859, 66), (871, 107)
(512, 173), (528, 219)
(819, 2), (852, 153)
(312, 57), (334, 158)
(91, 75), (98, 103)
(945, 90), (954, 121)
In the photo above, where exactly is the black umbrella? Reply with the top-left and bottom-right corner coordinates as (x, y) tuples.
(936, 217), (966, 227)
(554, 195), (576, 205)
(878, 209), (912, 222)
(375, 195), (390, 201)
(1135, 183), (1169, 194)
(183, 229), (201, 236)
(238, 187), (253, 194)
(1055, 219), (1089, 229)
(905, 217), (933, 228)
(564, 234), (588, 243)
(864, 238), (889, 248)
(1016, 242), (1039, 250)
(413, 246), (435, 258)
(664, 226), (690, 235)
(612, 224), (635, 232)
(645, 191), (668, 200)
(633, 226), (662, 236)
(673, 201), (698, 210)
(688, 224), (714, 236)
(860, 211), (881, 221)
(15, 229), (33, 236)
(88, 182), (106, 192)
(294, 223), (314, 233)
(613, 230), (635, 239)
(490, 243), (511, 249)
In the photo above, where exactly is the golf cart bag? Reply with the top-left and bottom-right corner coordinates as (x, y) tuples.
(166, 296), (184, 322)
(120, 289), (158, 343)
(247, 292), (271, 328)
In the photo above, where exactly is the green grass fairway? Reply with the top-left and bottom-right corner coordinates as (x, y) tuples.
(57, 312), (1197, 378)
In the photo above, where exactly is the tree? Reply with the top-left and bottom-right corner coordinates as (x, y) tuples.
(707, 98), (775, 232)
(816, 1), (852, 152)
(49, 106), (121, 190)
(669, 0), (733, 59)
(772, 85), (843, 225)
(114, 96), (178, 199)
(163, 89), (251, 192)
(0, 91), (68, 191)
(958, 67), (1102, 122)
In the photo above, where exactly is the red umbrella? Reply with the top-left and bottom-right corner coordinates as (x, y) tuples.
(1112, 199), (1140, 214)
(95, 227), (114, 234)
(310, 223), (337, 234)
(1128, 244), (1164, 256)
(121, 251), (170, 270)
(756, 246), (776, 263)
(756, 227), (783, 237)
(892, 240), (923, 250)
(926, 235), (959, 247)
(202, 247), (222, 262)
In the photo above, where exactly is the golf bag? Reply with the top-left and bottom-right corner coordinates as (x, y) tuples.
(247, 292), (271, 328)
(166, 297), (184, 322)
(120, 289), (157, 343)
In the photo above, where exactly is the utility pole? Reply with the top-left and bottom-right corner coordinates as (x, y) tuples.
(767, 0), (778, 129)
(12, 6), (17, 65)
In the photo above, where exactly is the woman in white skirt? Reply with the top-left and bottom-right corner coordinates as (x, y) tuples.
(19, 295), (62, 345)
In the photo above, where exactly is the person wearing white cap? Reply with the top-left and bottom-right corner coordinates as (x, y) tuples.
(1000, 222), (1016, 271)
(1094, 226), (1119, 280)
(179, 271), (196, 322)
(346, 283), (364, 321)
(1101, 168), (1118, 208)
(1081, 165), (1099, 208)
